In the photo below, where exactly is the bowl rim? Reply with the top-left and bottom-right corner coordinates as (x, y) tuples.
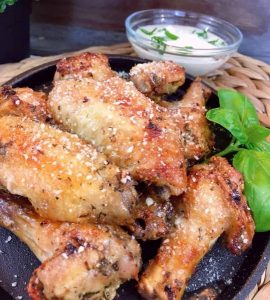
(125, 8), (243, 56)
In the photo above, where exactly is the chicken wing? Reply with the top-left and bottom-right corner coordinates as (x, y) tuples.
(48, 76), (187, 195)
(0, 86), (51, 122)
(0, 190), (141, 300)
(130, 61), (185, 98)
(130, 63), (214, 161)
(139, 156), (255, 300)
(0, 115), (137, 225)
(161, 79), (214, 161)
(54, 52), (117, 81)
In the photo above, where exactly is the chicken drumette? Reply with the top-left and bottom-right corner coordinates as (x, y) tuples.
(0, 190), (141, 300)
(54, 52), (117, 81)
(130, 62), (214, 161)
(161, 78), (214, 161)
(130, 61), (185, 98)
(139, 156), (255, 300)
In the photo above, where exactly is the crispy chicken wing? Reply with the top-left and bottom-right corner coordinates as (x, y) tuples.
(0, 190), (141, 300)
(130, 61), (185, 98)
(54, 52), (117, 81)
(48, 76), (187, 195)
(161, 79), (214, 161)
(0, 115), (137, 225)
(130, 64), (214, 161)
(0, 86), (51, 122)
(139, 157), (255, 300)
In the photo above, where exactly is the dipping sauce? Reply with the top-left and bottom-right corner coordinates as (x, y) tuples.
(130, 24), (229, 76)
(137, 25), (226, 52)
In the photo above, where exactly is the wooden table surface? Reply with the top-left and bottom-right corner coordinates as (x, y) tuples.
(30, 0), (270, 64)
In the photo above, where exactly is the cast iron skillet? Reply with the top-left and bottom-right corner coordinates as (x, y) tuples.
(0, 56), (269, 300)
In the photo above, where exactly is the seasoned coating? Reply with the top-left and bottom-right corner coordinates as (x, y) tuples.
(129, 186), (174, 240)
(0, 86), (51, 122)
(160, 78), (214, 161)
(55, 52), (117, 81)
(0, 190), (141, 300)
(48, 76), (187, 195)
(0, 115), (137, 225)
(130, 61), (185, 97)
(139, 157), (254, 300)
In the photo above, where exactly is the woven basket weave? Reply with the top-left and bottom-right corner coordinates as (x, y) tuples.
(0, 42), (269, 299)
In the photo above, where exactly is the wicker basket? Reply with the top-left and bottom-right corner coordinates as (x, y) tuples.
(0, 42), (269, 299)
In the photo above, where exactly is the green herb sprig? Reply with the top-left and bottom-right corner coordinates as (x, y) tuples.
(140, 27), (157, 36)
(151, 36), (167, 54)
(206, 89), (270, 231)
(0, 0), (17, 13)
(162, 28), (178, 40)
(140, 27), (179, 55)
(208, 39), (226, 46)
(178, 46), (193, 55)
(193, 28), (209, 39)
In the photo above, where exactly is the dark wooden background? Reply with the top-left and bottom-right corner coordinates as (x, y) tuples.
(30, 0), (270, 63)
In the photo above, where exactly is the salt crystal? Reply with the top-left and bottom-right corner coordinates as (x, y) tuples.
(5, 236), (12, 243)
(127, 146), (134, 153)
(146, 197), (154, 206)
(78, 246), (85, 253)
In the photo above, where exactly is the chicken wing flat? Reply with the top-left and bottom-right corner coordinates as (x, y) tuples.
(139, 157), (254, 300)
(130, 61), (185, 98)
(162, 78), (214, 161)
(48, 76), (187, 195)
(0, 190), (141, 300)
(54, 52), (117, 81)
(0, 115), (137, 225)
(0, 86), (51, 122)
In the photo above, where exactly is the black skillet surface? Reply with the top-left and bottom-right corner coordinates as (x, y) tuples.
(0, 56), (270, 300)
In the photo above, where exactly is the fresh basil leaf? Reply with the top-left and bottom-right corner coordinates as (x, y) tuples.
(218, 89), (259, 128)
(245, 124), (270, 144)
(0, 0), (17, 13)
(246, 139), (270, 153)
(206, 108), (248, 144)
(163, 29), (179, 40)
(140, 27), (157, 36)
(233, 150), (270, 231)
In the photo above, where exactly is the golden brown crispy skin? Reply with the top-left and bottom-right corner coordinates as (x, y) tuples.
(48, 76), (187, 195)
(0, 190), (141, 300)
(159, 78), (214, 161)
(130, 61), (185, 97)
(0, 115), (137, 225)
(0, 86), (51, 122)
(55, 52), (117, 81)
(139, 157), (254, 300)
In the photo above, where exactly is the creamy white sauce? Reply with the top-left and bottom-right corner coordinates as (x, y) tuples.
(137, 25), (226, 50)
(129, 24), (229, 76)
